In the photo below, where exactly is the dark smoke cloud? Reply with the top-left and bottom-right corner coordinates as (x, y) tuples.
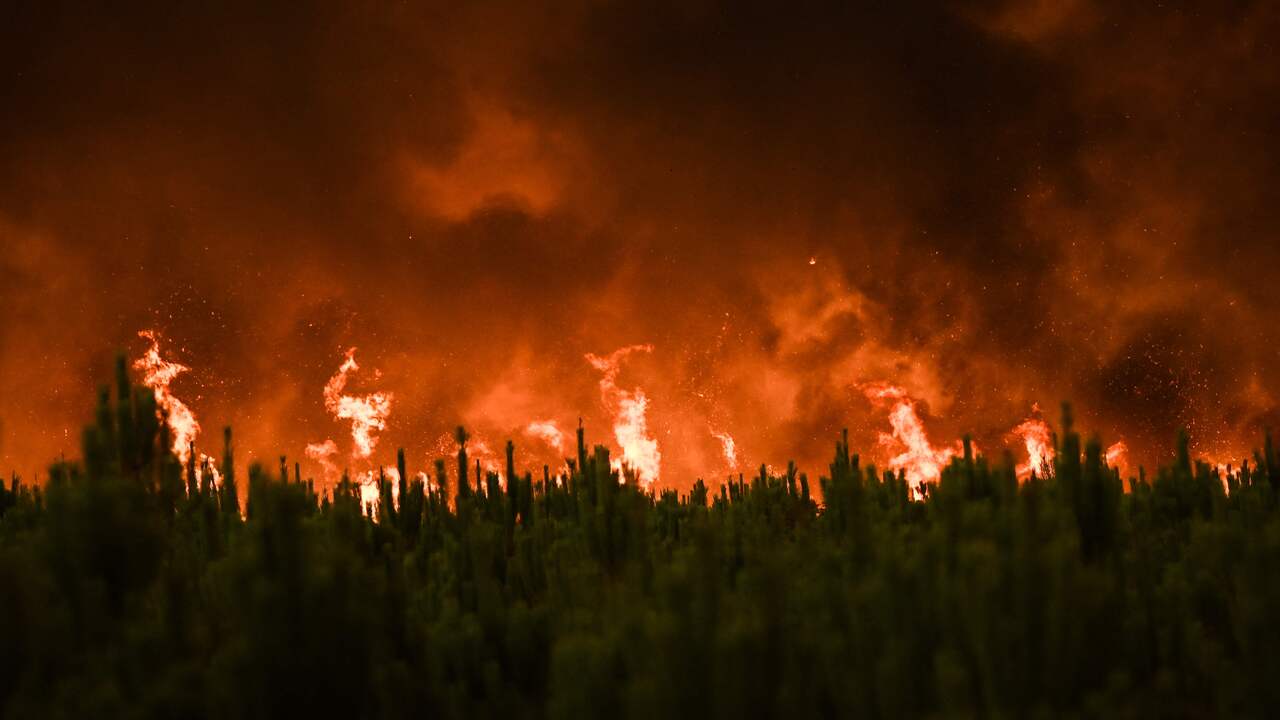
(2, 0), (1278, 483)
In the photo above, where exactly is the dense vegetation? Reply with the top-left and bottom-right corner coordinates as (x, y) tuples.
(2, 360), (1279, 719)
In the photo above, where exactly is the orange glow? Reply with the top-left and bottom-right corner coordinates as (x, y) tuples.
(1, 2), (1276, 492)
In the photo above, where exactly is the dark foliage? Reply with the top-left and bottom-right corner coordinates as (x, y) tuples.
(1, 367), (1277, 718)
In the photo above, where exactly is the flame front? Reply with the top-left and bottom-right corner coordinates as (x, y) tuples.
(322, 347), (393, 460)
(585, 345), (661, 487)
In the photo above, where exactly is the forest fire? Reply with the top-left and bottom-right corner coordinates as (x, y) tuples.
(120, 331), (1179, 499)
(6, 2), (1280, 713)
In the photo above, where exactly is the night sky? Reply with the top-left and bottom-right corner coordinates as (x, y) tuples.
(3, 1), (1279, 486)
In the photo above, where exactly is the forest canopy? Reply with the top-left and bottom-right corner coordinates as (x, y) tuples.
(2, 359), (1279, 718)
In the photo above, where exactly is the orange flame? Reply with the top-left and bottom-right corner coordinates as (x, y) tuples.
(1012, 406), (1055, 479)
(585, 345), (661, 486)
(350, 467), (395, 510)
(134, 330), (201, 465)
(322, 347), (393, 460)
(864, 383), (959, 492)
(133, 330), (222, 488)
(1105, 440), (1128, 470)
(711, 429), (738, 469)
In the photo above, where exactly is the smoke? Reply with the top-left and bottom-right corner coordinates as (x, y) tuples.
(525, 420), (568, 455)
(2, 1), (1279, 483)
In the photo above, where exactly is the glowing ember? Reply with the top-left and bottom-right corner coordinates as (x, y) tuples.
(322, 347), (393, 460)
(864, 383), (959, 492)
(585, 345), (661, 486)
(1012, 406), (1054, 479)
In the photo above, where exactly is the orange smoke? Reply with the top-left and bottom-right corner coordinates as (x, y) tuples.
(524, 420), (568, 455)
(585, 345), (661, 486)
(305, 439), (340, 482)
(864, 383), (960, 492)
(321, 347), (393, 460)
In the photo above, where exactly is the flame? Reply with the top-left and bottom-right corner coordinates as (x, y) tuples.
(585, 345), (661, 486)
(133, 330), (223, 488)
(864, 383), (959, 492)
(134, 330), (202, 465)
(322, 347), (393, 460)
(1105, 440), (1128, 470)
(1012, 406), (1055, 479)
(199, 457), (222, 488)
(525, 420), (567, 454)
(351, 467), (397, 510)
(711, 429), (738, 469)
